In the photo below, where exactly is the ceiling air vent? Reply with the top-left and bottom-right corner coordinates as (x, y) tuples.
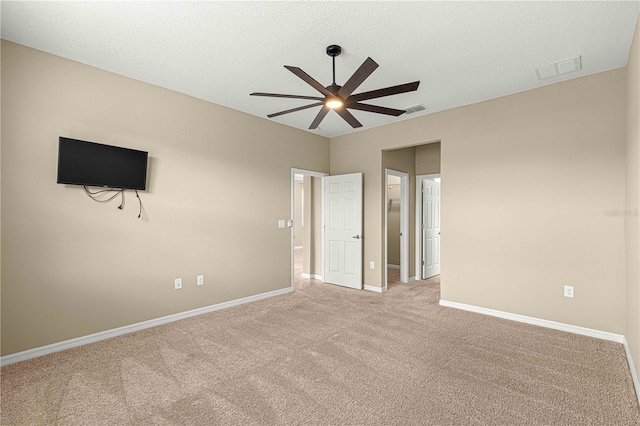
(535, 56), (582, 80)
(404, 104), (428, 114)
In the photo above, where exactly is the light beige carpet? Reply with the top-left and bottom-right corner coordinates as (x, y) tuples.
(2, 272), (639, 425)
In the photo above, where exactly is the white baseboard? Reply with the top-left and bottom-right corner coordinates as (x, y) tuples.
(623, 337), (640, 405)
(364, 284), (385, 293)
(387, 264), (400, 269)
(409, 276), (416, 283)
(301, 272), (323, 280)
(0, 287), (293, 367)
(439, 299), (624, 343)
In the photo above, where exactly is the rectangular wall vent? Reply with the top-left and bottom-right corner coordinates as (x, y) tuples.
(535, 56), (582, 80)
(404, 104), (428, 114)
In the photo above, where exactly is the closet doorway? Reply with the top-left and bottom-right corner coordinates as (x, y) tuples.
(385, 169), (409, 291)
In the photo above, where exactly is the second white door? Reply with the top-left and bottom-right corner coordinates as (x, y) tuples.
(422, 179), (441, 279)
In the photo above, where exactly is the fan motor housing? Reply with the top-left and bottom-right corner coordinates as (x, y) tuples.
(326, 83), (342, 95)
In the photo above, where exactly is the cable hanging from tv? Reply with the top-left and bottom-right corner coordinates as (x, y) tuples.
(82, 186), (143, 218)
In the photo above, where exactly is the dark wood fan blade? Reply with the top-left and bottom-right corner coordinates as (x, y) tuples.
(284, 66), (333, 97)
(251, 92), (325, 101)
(338, 57), (378, 99)
(335, 108), (363, 128)
(267, 102), (324, 118)
(309, 105), (330, 129)
(346, 81), (420, 103)
(347, 103), (406, 116)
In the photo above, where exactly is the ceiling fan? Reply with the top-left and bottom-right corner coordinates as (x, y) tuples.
(251, 45), (420, 130)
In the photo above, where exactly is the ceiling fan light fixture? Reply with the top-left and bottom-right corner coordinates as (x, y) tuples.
(325, 98), (344, 109)
(251, 45), (420, 129)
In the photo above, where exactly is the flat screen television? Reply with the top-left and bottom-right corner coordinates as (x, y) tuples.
(57, 137), (148, 190)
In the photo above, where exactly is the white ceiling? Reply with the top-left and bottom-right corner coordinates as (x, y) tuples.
(2, 1), (639, 138)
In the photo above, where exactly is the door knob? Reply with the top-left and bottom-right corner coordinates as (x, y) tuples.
(352, 235), (361, 239)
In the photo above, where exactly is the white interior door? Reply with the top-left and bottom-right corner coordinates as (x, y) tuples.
(323, 173), (363, 289)
(422, 179), (441, 278)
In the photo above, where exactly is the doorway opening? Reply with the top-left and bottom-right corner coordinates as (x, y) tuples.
(291, 169), (327, 289)
(382, 141), (441, 290)
(385, 169), (409, 291)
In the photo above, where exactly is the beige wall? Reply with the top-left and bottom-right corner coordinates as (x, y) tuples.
(0, 41), (329, 356)
(3, 29), (638, 361)
(416, 142), (441, 175)
(332, 68), (627, 334)
(626, 17), (640, 376)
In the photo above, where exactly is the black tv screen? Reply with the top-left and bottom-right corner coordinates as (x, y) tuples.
(57, 137), (148, 190)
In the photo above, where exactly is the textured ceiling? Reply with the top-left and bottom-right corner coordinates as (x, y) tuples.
(2, 1), (639, 138)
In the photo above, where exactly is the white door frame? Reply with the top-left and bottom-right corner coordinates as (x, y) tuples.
(385, 169), (409, 291)
(415, 174), (441, 280)
(291, 168), (328, 289)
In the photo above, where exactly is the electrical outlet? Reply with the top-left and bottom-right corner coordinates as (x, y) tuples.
(278, 220), (285, 228)
(564, 285), (574, 298)
(370, 261), (375, 269)
(174, 278), (182, 290)
(197, 275), (204, 286)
